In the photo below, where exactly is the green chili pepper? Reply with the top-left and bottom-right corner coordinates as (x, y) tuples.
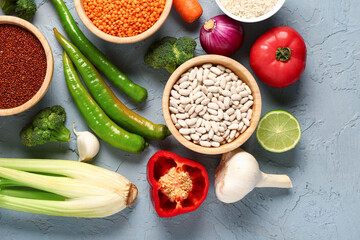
(54, 29), (170, 140)
(50, 0), (147, 103)
(62, 51), (147, 154)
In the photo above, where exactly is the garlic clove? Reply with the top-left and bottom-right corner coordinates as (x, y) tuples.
(73, 122), (100, 162)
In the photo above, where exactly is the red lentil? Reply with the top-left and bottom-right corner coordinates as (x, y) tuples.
(83, 0), (166, 38)
(0, 24), (47, 109)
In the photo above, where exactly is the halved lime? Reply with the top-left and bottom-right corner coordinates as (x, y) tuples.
(256, 110), (301, 153)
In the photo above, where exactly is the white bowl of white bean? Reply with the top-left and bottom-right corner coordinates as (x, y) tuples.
(163, 55), (262, 155)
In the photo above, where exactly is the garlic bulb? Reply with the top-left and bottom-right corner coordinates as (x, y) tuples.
(215, 148), (292, 203)
(73, 122), (100, 162)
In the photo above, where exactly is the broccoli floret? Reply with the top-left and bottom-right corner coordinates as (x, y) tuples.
(144, 36), (196, 73)
(20, 105), (71, 147)
(0, 0), (16, 14)
(144, 37), (178, 73)
(173, 36), (197, 66)
(0, 0), (36, 19)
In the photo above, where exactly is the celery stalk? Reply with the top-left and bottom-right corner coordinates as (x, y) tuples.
(0, 158), (138, 218)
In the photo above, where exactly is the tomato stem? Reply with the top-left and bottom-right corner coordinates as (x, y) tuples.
(276, 47), (291, 62)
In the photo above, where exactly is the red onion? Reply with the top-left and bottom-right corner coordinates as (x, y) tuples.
(200, 15), (244, 56)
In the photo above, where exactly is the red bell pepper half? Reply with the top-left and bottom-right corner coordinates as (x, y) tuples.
(147, 151), (209, 217)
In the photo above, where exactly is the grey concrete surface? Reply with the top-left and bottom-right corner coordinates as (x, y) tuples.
(0, 0), (359, 239)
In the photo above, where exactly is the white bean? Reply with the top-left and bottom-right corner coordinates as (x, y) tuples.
(211, 121), (219, 132)
(231, 94), (242, 101)
(200, 141), (211, 147)
(184, 135), (191, 141)
(228, 123), (238, 130)
(244, 100), (254, 108)
(195, 96), (205, 105)
(247, 109), (253, 120)
(208, 102), (219, 110)
(210, 67), (222, 75)
(236, 109), (242, 121)
(201, 134), (209, 140)
(189, 69), (197, 80)
(180, 96), (191, 105)
(197, 68), (203, 81)
(222, 90), (232, 97)
(176, 113), (188, 119)
(202, 63), (212, 69)
(178, 76), (189, 84)
(226, 108), (235, 116)
(195, 105), (204, 113)
(196, 118), (203, 128)
(179, 128), (192, 135)
(208, 108), (218, 115)
(205, 121), (211, 132)
(203, 113), (211, 120)
(240, 106), (249, 113)
(240, 91), (249, 97)
(208, 86), (219, 93)
(203, 68), (210, 79)
(191, 134), (200, 141)
(179, 89), (190, 96)
(173, 84), (180, 91)
(245, 85), (252, 94)
(169, 107), (178, 114)
(241, 125), (248, 133)
(213, 135), (223, 142)
(201, 98), (210, 106)
(218, 109), (224, 120)
(204, 80), (214, 86)
(185, 104), (192, 112)
(171, 114), (177, 124)
(243, 118), (250, 126)
(240, 97), (248, 104)
(178, 120), (187, 128)
(171, 90), (180, 99)
(186, 118), (197, 126)
(208, 128), (214, 139)
(179, 81), (190, 89)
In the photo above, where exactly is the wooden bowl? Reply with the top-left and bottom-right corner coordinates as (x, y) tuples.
(0, 16), (54, 116)
(74, 0), (173, 44)
(163, 55), (262, 155)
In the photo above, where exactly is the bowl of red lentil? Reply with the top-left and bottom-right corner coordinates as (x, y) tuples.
(0, 16), (54, 116)
(74, 0), (172, 44)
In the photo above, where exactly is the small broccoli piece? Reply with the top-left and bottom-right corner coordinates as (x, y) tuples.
(144, 36), (196, 73)
(145, 37), (178, 73)
(20, 105), (71, 147)
(0, 0), (36, 19)
(15, 0), (36, 19)
(173, 36), (197, 66)
(0, 0), (17, 14)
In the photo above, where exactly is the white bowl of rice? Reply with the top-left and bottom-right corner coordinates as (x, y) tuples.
(215, 0), (285, 23)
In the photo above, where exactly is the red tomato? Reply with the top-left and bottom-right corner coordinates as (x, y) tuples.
(250, 26), (307, 88)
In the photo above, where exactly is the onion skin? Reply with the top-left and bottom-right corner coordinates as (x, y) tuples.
(200, 15), (244, 56)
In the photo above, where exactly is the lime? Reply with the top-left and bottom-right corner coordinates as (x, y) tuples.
(256, 110), (301, 153)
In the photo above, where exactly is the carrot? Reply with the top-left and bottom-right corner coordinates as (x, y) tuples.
(173, 0), (203, 23)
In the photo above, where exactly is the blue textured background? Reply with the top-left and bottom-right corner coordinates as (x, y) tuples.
(1, 0), (360, 239)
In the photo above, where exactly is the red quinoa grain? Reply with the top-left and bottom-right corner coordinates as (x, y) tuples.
(0, 24), (47, 109)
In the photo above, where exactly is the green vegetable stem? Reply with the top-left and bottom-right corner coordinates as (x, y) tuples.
(0, 158), (138, 218)
(62, 50), (147, 154)
(50, 0), (147, 103)
(0, 0), (36, 19)
(55, 28), (170, 140)
(20, 105), (71, 147)
(144, 36), (197, 73)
